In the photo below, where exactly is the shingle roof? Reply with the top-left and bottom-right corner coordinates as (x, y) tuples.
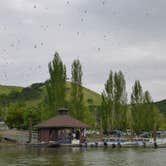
(34, 114), (89, 129)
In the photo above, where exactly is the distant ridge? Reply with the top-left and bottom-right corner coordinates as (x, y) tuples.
(155, 99), (166, 117)
(0, 81), (101, 107)
(0, 84), (23, 95)
(0, 82), (165, 117)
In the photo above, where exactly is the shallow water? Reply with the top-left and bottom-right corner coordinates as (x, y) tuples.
(0, 146), (166, 166)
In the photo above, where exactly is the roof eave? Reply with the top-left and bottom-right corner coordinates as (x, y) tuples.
(34, 125), (90, 129)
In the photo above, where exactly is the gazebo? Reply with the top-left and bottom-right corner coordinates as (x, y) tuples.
(34, 108), (89, 144)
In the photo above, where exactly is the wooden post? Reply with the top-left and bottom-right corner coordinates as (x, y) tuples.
(62, 129), (66, 144)
(37, 129), (40, 143)
(28, 118), (32, 143)
(153, 122), (157, 148)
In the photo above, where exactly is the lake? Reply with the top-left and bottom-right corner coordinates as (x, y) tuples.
(0, 145), (166, 166)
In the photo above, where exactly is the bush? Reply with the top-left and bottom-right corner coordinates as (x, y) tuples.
(6, 104), (24, 129)
(23, 107), (41, 129)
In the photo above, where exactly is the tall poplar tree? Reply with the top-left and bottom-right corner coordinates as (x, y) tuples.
(143, 91), (164, 131)
(101, 70), (128, 132)
(104, 70), (114, 131)
(101, 91), (110, 134)
(131, 81), (164, 133)
(113, 71), (128, 130)
(142, 91), (153, 131)
(70, 59), (84, 120)
(46, 52), (66, 114)
(131, 80), (143, 133)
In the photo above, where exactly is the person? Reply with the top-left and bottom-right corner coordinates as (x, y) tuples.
(69, 132), (72, 143)
(117, 131), (121, 148)
(76, 130), (80, 140)
(143, 139), (146, 148)
(72, 132), (76, 139)
(154, 141), (158, 148)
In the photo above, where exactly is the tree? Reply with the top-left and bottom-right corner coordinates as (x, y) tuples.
(104, 70), (114, 130)
(142, 91), (164, 131)
(131, 81), (164, 133)
(131, 80), (144, 133)
(113, 71), (128, 130)
(142, 91), (153, 131)
(23, 107), (41, 129)
(131, 80), (143, 104)
(70, 59), (84, 120)
(101, 70), (128, 133)
(101, 91), (110, 134)
(6, 103), (24, 129)
(46, 52), (66, 114)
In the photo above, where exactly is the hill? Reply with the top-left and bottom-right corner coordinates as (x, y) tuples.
(0, 82), (101, 108)
(155, 99), (166, 117)
(0, 82), (165, 117)
(0, 85), (22, 95)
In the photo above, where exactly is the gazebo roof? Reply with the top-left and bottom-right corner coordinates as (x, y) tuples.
(34, 114), (89, 129)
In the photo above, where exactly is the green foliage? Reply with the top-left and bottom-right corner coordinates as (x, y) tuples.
(82, 107), (95, 128)
(46, 52), (67, 114)
(23, 107), (41, 129)
(0, 107), (7, 120)
(0, 85), (22, 95)
(143, 91), (165, 131)
(0, 51), (164, 132)
(131, 80), (143, 104)
(0, 133), (2, 142)
(101, 70), (128, 133)
(155, 99), (166, 117)
(70, 59), (84, 120)
(0, 81), (101, 112)
(104, 71), (113, 131)
(39, 103), (54, 121)
(0, 85), (42, 106)
(101, 91), (110, 134)
(6, 103), (24, 129)
(5, 102), (42, 129)
(131, 82), (165, 133)
(0, 80), (101, 128)
(113, 71), (128, 130)
(131, 80), (144, 133)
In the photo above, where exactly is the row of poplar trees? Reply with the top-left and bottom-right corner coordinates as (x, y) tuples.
(46, 52), (84, 120)
(101, 71), (164, 134)
(46, 52), (164, 133)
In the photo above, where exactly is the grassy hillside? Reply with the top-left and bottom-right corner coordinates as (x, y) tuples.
(0, 85), (22, 95)
(0, 83), (166, 117)
(0, 82), (101, 108)
(155, 100), (166, 117)
(66, 82), (101, 106)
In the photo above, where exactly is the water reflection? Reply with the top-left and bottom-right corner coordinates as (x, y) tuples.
(0, 146), (166, 166)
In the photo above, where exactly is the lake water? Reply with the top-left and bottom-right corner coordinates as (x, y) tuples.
(0, 145), (166, 166)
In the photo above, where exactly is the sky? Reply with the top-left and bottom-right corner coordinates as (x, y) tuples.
(0, 0), (166, 101)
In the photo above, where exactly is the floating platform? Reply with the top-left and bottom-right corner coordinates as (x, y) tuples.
(27, 142), (166, 149)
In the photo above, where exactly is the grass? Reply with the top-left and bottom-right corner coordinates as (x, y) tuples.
(0, 81), (101, 107)
(66, 82), (101, 106)
(0, 85), (23, 95)
(155, 99), (166, 117)
(0, 82), (165, 116)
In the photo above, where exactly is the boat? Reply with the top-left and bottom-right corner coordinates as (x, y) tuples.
(27, 137), (166, 148)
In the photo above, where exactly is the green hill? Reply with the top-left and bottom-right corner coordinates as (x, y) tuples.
(0, 85), (22, 95)
(0, 82), (101, 108)
(155, 99), (166, 117)
(1, 82), (165, 117)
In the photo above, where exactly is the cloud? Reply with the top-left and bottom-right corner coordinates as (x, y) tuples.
(0, 0), (166, 101)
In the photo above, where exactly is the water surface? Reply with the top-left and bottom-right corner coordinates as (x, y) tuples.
(0, 145), (165, 166)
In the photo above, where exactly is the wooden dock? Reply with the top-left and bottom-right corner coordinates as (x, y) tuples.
(27, 142), (166, 149)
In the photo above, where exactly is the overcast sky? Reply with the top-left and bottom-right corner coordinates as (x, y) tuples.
(0, 0), (166, 101)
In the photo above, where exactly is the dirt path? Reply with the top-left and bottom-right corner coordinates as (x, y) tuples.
(0, 129), (37, 144)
